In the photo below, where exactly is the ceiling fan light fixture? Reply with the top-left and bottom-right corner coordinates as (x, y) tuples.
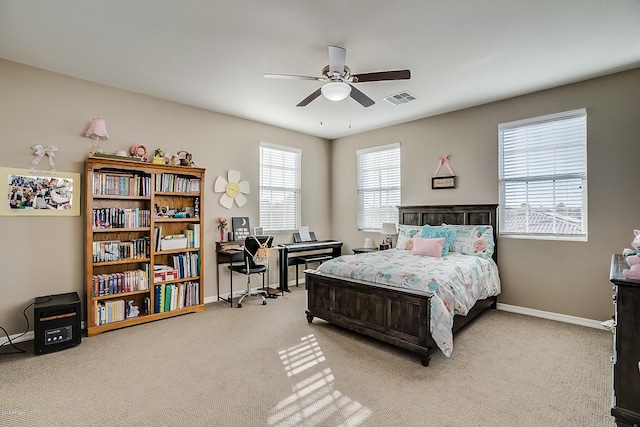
(321, 82), (351, 101)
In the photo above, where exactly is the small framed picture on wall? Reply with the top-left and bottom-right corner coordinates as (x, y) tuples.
(431, 176), (456, 190)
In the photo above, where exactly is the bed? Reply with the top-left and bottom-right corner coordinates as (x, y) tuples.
(304, 204), (500, 366)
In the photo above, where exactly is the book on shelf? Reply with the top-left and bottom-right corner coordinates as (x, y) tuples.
(91, 266), (149, 297)
(94, 299), (126, 326)
(92, 237), (150, 262)
(91, 171), (150, 196)
(154, 226), (162, 252)
(152, 282), (200, 314)
(154, 286), (162, 313)
(164, 285), (172, 312)
(154, 173), (201, 193)
(184, 223), (200, 248)
(171, 252), (199, 279)
(93, 207), (151, 229)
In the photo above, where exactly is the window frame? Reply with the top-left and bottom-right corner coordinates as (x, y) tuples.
(356, 143), (401, 232)
(259, 142), (301, 233)
(498, 108), (588, 241)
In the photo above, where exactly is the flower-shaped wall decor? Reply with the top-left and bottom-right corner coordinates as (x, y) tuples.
(214, 170), (250, 209)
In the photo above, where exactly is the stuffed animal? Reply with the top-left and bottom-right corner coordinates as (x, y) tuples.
(130, 143), (148, 162)
(632, 229), (640, 250)
(623, 254), (640, 280)
(126, 300), (140, 318)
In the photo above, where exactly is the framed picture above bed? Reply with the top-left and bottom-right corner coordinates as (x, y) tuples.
(431, 175), (456, 189)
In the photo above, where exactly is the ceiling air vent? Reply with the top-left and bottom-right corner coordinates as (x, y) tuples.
(383, 91), (417, 106)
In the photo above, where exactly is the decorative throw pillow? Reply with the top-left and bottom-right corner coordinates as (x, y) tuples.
(442, 224), (495, 258)
(396, 224), (423, 250)
(411, 237), (445, 258)
(420, 225), (456, 256)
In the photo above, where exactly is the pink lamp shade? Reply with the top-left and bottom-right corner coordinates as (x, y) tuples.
(85, 118), (109, 140)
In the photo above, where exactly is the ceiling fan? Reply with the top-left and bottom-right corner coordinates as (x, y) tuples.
(263, 46), (411, 108)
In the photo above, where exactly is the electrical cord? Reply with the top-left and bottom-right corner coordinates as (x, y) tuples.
(0, 301), (35, 355)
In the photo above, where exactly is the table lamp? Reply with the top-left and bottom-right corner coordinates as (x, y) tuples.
(380, 223), (398, 249)
(85, 118), (109, 154)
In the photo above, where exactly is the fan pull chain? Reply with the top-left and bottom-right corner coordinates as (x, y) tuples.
(320, 96), (323, 125)
(348, 100), (351, 129)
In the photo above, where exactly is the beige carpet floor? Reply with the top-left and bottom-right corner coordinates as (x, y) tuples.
(0, 287), (613, 426)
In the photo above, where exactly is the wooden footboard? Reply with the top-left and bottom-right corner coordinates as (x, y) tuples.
(305, 269), (435, 366)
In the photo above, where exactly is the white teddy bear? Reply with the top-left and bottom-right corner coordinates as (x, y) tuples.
(632, 229), (640, 250)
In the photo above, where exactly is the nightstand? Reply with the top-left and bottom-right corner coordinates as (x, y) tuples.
(352, 247), (379, 254)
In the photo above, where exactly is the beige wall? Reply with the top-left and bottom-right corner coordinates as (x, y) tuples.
(2, 58), (638, 336)
(0, 59), (330, 334)
(332, 67), (640, 322)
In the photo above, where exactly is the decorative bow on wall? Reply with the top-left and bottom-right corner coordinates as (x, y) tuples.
(433, 154), (456, 177)
(29, 144), (58, 171)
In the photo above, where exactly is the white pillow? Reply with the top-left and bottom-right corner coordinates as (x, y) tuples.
(441, 224), (495, 258)
(396, 224), (423, 250)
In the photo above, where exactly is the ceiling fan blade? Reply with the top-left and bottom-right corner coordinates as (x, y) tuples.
(263, 73), (323, 81)
(296, 88), (322, 107)
(352, 69), (411, 82)
(349, 85), (375, 107)
(328, 46), (346, 75)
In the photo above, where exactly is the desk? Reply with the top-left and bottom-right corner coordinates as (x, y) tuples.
(216, 242), (281, 306)
(216, 242), (244, 306)
(277, 240), (343, 291)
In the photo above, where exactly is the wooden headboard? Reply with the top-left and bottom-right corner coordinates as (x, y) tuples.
(398, 204), (498, 261)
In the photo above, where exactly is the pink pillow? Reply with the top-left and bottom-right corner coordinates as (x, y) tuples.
(411, 237), (445, 258)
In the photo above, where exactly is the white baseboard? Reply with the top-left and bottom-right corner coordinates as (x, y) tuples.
(496, 303), (607, 330)
(0, 330), (34, 346)
(4, 296), (604, 347)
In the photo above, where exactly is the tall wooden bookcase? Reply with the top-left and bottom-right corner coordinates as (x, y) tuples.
(84, 156), (205, 336)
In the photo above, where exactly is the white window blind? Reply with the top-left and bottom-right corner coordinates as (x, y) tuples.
(498, 109), (587, 241)
(260, 143), (301, 232)
(357, 143), (401, 231)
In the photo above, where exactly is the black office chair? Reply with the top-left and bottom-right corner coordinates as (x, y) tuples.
(228, 235), (274, 308)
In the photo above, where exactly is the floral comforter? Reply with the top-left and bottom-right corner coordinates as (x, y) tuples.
(315, 250), (501, 357)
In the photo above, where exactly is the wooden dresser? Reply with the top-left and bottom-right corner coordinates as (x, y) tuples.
(610, 254), (640, 427)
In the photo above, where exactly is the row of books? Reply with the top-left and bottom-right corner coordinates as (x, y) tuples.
(154, 173), (201, 193)
(92, 172), (151, 196)
(153, 281), (200, 313)
(93, 207), (151, 229)
(172, 252), (200, 279)
(94, 299), (126, 326)
(92, 237), (150, 262)
(183, 223), (200, 248)
(91, 265), (150, 297)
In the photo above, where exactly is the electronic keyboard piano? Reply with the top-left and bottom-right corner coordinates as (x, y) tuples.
(277, 239), (343, 291)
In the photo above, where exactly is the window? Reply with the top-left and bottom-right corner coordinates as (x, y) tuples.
(498, 109), (587, 241)
(259, 142), (301, 232)
(357, 143), (401, 231)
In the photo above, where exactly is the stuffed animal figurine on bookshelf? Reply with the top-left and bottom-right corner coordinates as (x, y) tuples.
(130, 143), (148, 162)
(126, 300), (140, 318)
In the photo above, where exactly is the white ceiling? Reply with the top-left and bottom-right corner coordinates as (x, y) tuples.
(2, 1), (640, 140)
